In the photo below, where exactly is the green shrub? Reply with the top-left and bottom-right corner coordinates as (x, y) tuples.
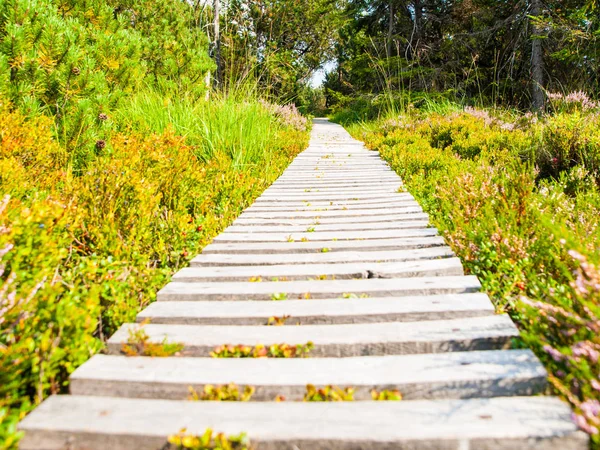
(0, 2), (311, 447)
(538, 112), (600, 181)
(0, 101), (309, 448)
(0, 0), (213, 169)
(353, 106), (600, 446)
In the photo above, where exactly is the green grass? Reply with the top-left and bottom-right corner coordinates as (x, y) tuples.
(116, 89), (277, 167)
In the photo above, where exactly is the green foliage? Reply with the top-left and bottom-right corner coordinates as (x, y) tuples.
(210, 342), (314, 358)
(354, 103), (600, 445)
(118, 90), (287, 167)
(168, 428), (250, 450)
(304, 384), (355, 402)
(188, 384), (255, 402)
(121, 324), (184, 357)
(325, 0), (600, 110)
(220, 0), (343, 102)
(296, 86), (327, 116)
(0, 0), (213, 169)
(371, 389), (403, 401)
(0, 80), (309, 450)
(330, 92), (461, 125)
(0, 406), (24, 450)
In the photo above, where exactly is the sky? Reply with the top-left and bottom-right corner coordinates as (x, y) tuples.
(310, 61), (336, 88)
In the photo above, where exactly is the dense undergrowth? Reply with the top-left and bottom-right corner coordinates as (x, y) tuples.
(0, 0), (310, 447)
(0, 96), (308, 448)
(340, 93), (600, 447)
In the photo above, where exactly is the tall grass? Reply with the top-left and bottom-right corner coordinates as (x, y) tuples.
(116, 89), (277, 167)
(329, 54), (462, 126)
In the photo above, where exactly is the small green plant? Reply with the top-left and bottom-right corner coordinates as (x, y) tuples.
(304, 384), (355, 402)
(306, 227), (316, 232)
(210, 342), (314, 358)
(188, 384), (255, 402)
(371, 389), (403, 401)
(167, 428), (250, 450)
(270, 276), (289, 282)
(121, 323), (184, 357)
(271, 292), (288, 301)
(309, 274), (334, 281)
(321, 248), (330, 253)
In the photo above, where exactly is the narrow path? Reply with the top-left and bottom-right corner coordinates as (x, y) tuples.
(19, 119), (586, 449)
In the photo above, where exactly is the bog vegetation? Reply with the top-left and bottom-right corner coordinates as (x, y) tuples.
(340, 95), (600, 446)
(324, 1), (600, 446)
(0, 0), (309, 446)
(2, 0), (600, 448)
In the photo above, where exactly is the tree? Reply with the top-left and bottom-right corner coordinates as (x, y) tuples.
(214, 0), (222, 88)
(530, 0), (546, 110)
(218, 0), (343, 101)
(326, 0), (600, 109)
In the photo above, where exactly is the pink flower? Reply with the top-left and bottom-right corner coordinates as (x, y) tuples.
(581, 400), (600, 418)
(572, 413), (599, 435)
(543, 345), (565, 362)
(571, 341), (600, 364)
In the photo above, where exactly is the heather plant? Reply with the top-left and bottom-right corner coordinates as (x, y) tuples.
(350, 102), (600, 445)
(547, 91), (600, 114)
(520, 250), (600, 436)
(537, 112), (600, 181)
(258, 100), (310, 132)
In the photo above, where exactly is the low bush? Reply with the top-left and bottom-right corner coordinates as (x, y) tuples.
(0, 100), (309, 447)
(0, 1), (310, 447)
(349, 103), (600, 446)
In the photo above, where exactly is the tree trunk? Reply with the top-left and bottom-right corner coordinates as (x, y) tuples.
(213, 0), (222, 89)
(530, 0), (545, 110)
(414, 0), (423, 44)
(387, 1), (394, 58)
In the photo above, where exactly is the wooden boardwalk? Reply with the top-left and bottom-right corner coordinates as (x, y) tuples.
(19, 119), (587, 449)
